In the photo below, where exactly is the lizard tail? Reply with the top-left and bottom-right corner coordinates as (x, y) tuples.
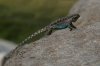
(1, 27), (47, 66)
(20, 27), (47, 45)
(1, 27), (48, 66)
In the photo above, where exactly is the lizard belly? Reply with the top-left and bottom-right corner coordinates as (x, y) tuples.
(54, 24), (68, 29)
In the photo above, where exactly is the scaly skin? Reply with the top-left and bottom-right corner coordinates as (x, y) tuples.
(19, 14), (80, 45)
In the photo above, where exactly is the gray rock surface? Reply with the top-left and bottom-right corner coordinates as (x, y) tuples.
(3, 0), (100, 66)
(0, 39), (16, 66)
(70, 0), (100, 27)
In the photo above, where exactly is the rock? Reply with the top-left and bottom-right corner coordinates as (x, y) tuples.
(2, 0), (100, 66)
(69, 0), (100, 27)
(0, 39), (16, 66)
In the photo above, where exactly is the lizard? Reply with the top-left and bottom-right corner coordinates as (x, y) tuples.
(20, 13), (80, 45)
(1, 13), (80, 66)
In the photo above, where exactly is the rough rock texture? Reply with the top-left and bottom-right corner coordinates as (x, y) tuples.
(3, 0), (100, 66)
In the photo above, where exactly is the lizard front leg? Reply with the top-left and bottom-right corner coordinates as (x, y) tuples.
(68, 23), (77, 31)
(68, 24), (74, 31)
(69, 27), (73, 31)
(70, 23), (77, 29)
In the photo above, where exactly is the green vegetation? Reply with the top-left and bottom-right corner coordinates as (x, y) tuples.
(0, 0), (77, 44)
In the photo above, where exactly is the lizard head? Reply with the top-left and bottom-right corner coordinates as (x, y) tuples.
(71, 14), (80, 22)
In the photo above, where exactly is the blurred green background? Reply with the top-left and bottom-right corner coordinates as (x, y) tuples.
(0, 0), (77, 44)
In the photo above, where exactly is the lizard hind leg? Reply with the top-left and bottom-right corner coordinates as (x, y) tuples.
(46, 29), (53, 35)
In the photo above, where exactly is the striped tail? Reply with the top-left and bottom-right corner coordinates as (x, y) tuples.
(19, 27), (47, 45)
